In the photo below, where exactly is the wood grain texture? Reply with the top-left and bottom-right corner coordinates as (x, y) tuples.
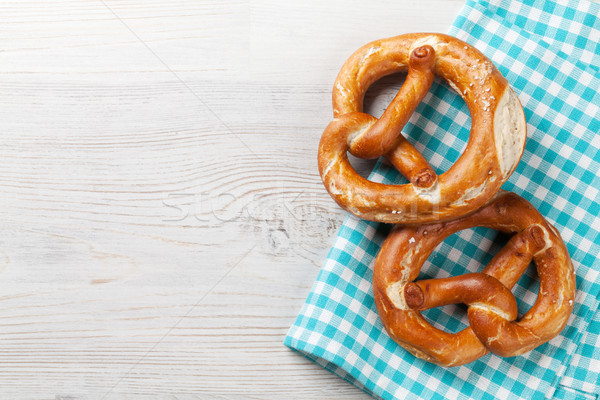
(0, 1), (463, 398)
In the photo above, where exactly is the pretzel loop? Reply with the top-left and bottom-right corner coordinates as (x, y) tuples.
(373, 191), (576, 366)
(318, 33), (527, 224)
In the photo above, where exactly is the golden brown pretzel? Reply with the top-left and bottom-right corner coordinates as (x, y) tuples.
(318, 33), (527, 224)
(372, 191), (575, 366)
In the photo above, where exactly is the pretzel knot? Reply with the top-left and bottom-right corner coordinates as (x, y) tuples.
(373, 191), (576, 366)
(318, 33), (527, 224)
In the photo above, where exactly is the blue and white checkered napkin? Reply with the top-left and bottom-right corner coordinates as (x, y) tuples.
(285, 0), (600, 398)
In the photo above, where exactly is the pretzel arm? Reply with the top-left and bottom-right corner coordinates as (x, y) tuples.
(387, 139), (437, 188)
(348, 46), (435, 159)
(347, 46), (437, 188)
(483, 225), (546, 289)
(404, 273), (518, 322)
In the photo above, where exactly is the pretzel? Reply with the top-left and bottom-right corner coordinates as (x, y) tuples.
(318, 33), (527, 224)
(372, 191), (575, 366)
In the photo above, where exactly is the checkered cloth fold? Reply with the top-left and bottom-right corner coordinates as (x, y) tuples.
(284, 0), (600, 398)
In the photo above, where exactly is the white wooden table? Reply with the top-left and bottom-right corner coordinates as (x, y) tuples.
(0, 1), (464, 398)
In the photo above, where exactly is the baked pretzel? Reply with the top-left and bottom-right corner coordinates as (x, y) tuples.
(318, 33), (527, 224)
(372, 191), (575, 366)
